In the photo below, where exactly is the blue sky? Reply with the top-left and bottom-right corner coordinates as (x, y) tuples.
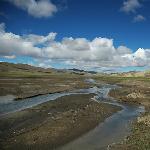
(0, 0), (150, 72)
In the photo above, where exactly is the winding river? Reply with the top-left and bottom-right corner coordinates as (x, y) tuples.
(0, 79), (145, 149)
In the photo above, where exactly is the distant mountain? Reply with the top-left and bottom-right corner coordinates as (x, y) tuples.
(0, 62), (54, 73)
(69, 68), (85, 72)
(68, 68), (97, 74)
(0, 62), (98, 77)
(1, 62), (148, 77)
(110, 71), (150, 77)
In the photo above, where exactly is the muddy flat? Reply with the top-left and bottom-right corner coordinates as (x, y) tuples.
(0, 94), (120, 150)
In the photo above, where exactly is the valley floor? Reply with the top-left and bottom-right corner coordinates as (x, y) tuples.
(0, 94), (120, 150)
(0, 63), (150, 150)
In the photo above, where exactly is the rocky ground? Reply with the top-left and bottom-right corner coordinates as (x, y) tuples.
(0, 94), (120, 150)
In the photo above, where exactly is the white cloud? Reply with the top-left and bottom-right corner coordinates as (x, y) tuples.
(133, 14), (146, 22)
(24, 32), (57, 45)
(0, 23), (150, 68)
(121, 0), (141, 13)
(117, 46), (132, 55)
(38, 62), (52, 68)
(134, 48), (146, 59)
(0, 22), (5, 32)
(120, 0), (146, 23)
(6, 0), (57, 18)
(3, 55), (16, 59)
(122, 48), (150, 67)
(0, 26), (42, 58)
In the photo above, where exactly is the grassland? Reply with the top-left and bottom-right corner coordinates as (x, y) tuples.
(0, 62), (91, 99)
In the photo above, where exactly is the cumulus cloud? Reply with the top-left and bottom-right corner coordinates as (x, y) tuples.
(133, 14), (146, 22)
(0, 26), (42, 57)
(6, 0), (57, 18)
(120, 0), (146, 23)
(24, 32), (57, 45)
(121, 0), (141, 13)
(0, 23), (150, 68)
(116, 46), (131, 55)
(3, 55), (16, 59)
(122, 48), (150, 67)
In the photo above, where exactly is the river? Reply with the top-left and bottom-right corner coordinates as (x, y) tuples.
(0, 79), (145, 149)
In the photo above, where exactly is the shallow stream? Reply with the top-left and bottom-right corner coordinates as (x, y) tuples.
(0, 80), (145, 149)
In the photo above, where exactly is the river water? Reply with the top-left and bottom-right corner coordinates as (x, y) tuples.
(59, 100), (144, 150)
(0, 80), (145, 149)
(58, 83), (145, 150)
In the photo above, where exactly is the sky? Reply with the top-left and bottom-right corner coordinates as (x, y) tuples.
(0, 0), (150, 72)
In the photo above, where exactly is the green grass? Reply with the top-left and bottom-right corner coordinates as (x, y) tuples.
(0, 70), (82, 78)
(0, 71), (51, 78)
(94, 75), (150, 83)
(124, 120), (150, 150)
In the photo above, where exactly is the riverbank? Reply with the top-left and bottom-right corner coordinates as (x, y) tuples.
(107, 79), (150, 149)
(0, 94), (121, 150)
(0, 76), (92, 100)
(93, 76), (150, 149)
